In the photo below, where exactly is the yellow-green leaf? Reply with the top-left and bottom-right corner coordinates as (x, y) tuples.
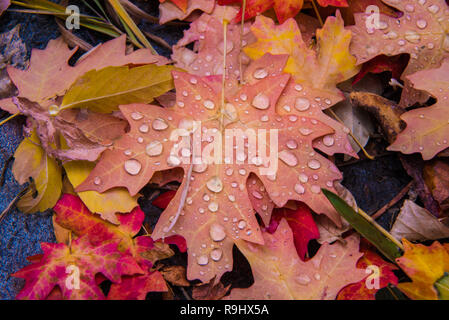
(12, 131), (62, 213)
(60, 65), (174, 113)
(64, 160), (139, 224)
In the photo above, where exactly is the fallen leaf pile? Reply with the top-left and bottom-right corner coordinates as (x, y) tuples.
(1, 0), (449, 301)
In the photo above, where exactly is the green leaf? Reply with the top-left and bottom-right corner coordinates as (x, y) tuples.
(322, 188), (403, 262)
(60, 65), (174, 113)
(435, 273), (449, 300)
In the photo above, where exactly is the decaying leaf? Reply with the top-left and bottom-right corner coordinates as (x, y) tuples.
(0, 0), (9, 16)
(193, 277), (230, 300)
(77, 56), (343, 282)
(424, 160), (449, 212)
(226, 220), (365, 299)
(391, 200), (449, 241)
(160, 265), (190, 287)
(12, 235), (143, 300)
(389, 60), (449, 160)
(159, 0), (215, 24)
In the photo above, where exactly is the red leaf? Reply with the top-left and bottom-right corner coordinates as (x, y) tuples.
(266, 203), (320, 260)
(337, 241), (398, 300)
(353, 54), (409, 85)
(152, 190), (177, 209)
(12, 236), (143, 300)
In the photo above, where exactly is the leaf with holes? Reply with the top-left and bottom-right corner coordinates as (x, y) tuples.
(12, 235), (143, 300)
(159, 0), (215, 24)
(388, 59), (449, 160)
(349, 0), (449, 107)
(76, 55), (343, 283)
(244, 14), (359, 157)
(226, 220), (365, 299)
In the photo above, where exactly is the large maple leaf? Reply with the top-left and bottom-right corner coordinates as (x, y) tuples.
(389, 59), (449, 160)
(244, 13), (359, 157)
(226, 220), (365, 299)
(159, 0), (215, 24)
(77, 56), (342, 282)
(12, 235), (143, 300)
(396, 240), (449, 300)
(349, 0), (449, 107)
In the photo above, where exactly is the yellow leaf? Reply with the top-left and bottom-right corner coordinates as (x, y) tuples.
(244, 11), (359, 94)
(396, 240), (449, 300)
(64, 160), (139, 224)
(12, 131), (62, 213)
(60, 65), (174, 113)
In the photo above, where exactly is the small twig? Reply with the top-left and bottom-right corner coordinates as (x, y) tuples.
(180, 287), (192, 300)
(371, 181), (413, 220)
(310, 0), (324, 27)
(0, 186), (29, 224)
(0, 155), (13, 187)
(144, 31), (172, 51)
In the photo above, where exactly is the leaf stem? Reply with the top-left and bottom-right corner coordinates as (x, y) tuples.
(239, 0), (247, 85)
(327, 108), (375, 160)
(311, 0), (324, 27)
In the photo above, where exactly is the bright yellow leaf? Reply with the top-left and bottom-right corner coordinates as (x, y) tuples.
(244, 11), (359, 95)
(396, 239), (449, 300)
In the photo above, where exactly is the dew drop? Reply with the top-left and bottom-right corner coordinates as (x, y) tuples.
(252, 93), (270, 110)
(131, 112), (143, 120)
(207, 176), (223, 193)
(208, 202), (219, 212)
(279, 150), (298, 167)
(203, 100), (215, 110)
(124, 159), (142, 175)
(210, 248), (223, 261)
(308, 159), (321, 170)
(416, 19), (427, 29)
(94, 177), (102, 185)
(322, 135), (335, 147)
(295, 97), (310, 111)
(294, 183), (305, 194)
(296, 275), (311, 285)
(253, 68), (268, 79)
(210, 223), (226, 241)
(286, 140), (298, 149)
(238, 220), (247, 230)
(139, 124), (149, 133)
(152, 118), (168, 131)
(146, 141), (163, 156)
(197, 255), (209, 266)
(167, 155), (181, 166)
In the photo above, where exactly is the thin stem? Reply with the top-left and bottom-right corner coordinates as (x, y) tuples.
(311, 0), (324, 27)
(239, 0), (247, 85)
(327, 108), (375, 160)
